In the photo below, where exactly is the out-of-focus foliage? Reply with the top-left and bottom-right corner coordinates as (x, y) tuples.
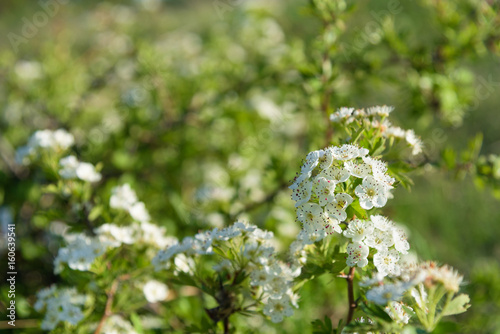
(0, 0), (499, 332)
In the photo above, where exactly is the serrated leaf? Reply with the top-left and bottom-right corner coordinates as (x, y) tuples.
(441, 294), (470, 316)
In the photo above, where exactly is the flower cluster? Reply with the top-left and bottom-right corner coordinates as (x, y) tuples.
(290, 144), (394, 243)
(59, 155), (102, 183)
(330, 106), (423, 156)
(361, 261), (466, 329)
(54, 219), (175, 274)
(34, 286), (87, 330)
(100, 315), (139, 334)
(152, 221), (300, 323)
(343, 215), (409, 275)
(15, 129), (74, 164)
(110, 183), (151, 223)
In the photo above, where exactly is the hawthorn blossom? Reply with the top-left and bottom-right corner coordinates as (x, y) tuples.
(366, 282), (406, 305)
(346, 242), (370, 267)
(343, 219), (374, 242)
(263, 294), (294, 323)
(291, 180), (313, 207)
(345, 160), (371, 178)
(355, 175), (388, 210)
(315, 177), (336, 206)
(143, 280), (169, 303)
(373, 249), (401, 276)
(110, 184), (138, 209)
(364, 228), (394, 251)
(325, 193), (353, 221)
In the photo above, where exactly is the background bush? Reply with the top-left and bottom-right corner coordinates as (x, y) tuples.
(0, 0), (499, 332)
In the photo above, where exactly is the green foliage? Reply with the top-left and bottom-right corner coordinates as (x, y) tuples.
(0, 0), (499, 333)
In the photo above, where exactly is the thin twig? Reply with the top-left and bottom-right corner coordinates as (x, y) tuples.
(345, 267), (357, 325)
(94, 274), (130, 334)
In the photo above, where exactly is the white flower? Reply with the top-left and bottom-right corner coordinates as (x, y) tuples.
(330, 107), (354, 123)
(367, 105), (394, 117)
(343, 219), (374, 242)
(101, 315), (138, 334)
(297, 203), (324, 227)
(406, 130), (423, 155)
(59, 155), (79, 179)
(370, 215), (394, 231)
(325, 193), (353, 221)
(173, 253), (195, 275)
(52, 129), (75, 149)
(314, 177), (336, 206)
(385, 301), (412, 324)
(95, 224), (136, 246)
(359, 272), (386, 287)
(392, 226), (410, 254)
(322, 209), (342, 234)
(129, 202), (150, 222)
(76, 162), (102, 182)
(386, 126), (406, 138)
(344, 161), (371, 178)
(59, 156), (101, 183)
(263, 294), (294, 323)
(290, 150), (323, 188)
(54, 234), (114, 274)
(143, 280), (169, 303)
(110, 184), (138, 209)
(366, 282), (406, 305)
(364, 228), (393, 251)
(291, 180), (313, 207)
(318, 148), (334, 170)
(35, 286), (86, 330)
(333, 144), (366, 160)
(346, 242), (370, 267)
(319, 166), (350, 183)
(373, 249), (401, 276)
(29, 130), (56, 148)
(355, 176), (388, 210)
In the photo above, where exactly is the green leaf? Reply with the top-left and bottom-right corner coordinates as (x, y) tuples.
(441, 293), (470, 316)
(346, 200), (367, 220)
(130, 312), (144, 334)
(88, 205), (103, 222)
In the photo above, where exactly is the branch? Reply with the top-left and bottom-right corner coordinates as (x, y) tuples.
(94, 274), (130, 334)
(345, 267), (357, 325)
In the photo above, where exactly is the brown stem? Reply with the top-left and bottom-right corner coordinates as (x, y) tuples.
(94, 274), (130, 334)
(345, 267), (357, 325)
(223, 317), (229, 334)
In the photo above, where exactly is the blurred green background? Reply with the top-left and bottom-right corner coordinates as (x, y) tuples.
(0, 0), (499, 332)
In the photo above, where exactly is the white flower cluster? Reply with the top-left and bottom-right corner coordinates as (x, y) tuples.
(54, 220), (176, 274)
(152, 221), (300, 323)
(329, 106), (423, 156)
(110, 184), (151, 222)
(59, 155), (102, 183)
(143, 280), (169, 303)
(363, 260), (464, 323)
(290, 144), (394, 243)
(343, 215), (409, 275)
(100, 314), (139, 334)
(34, 285), (87, 330)
(16, 129), (74, 165)
(53, 233), (114, 274)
